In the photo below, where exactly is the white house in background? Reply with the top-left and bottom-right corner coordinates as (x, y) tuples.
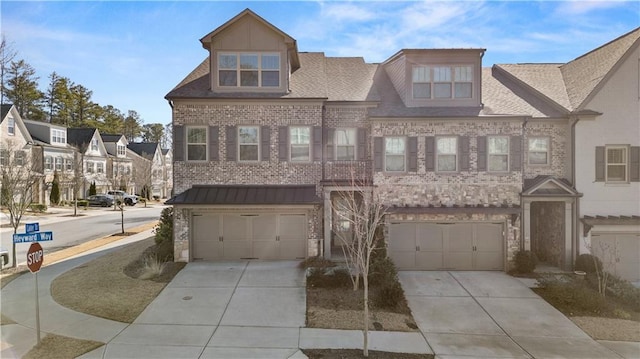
(128, 142), (167, 198)
(67, 128), (110, 196)
(162, 148), (173, 198)
(23, 119), (78, 205)
(101, 134), (135, 194)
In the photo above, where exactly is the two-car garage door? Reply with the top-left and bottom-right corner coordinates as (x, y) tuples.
(192, 213), (307, 260)
(389, 222), (504, 270)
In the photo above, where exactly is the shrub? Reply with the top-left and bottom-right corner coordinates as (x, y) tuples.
(76, 200), (88, 207)
(89, 181), (97, 196)
(607, 275), (640, 311)
(153, 195), (160, 201)
(49, 171), (60, 205)
(374, 281), (405, 309)
(153, 207), (174, 261)
(514, 250), (538, 274)
(29, 203), (47, 213)
(368, 236), (399, 287)
(537, 275), (608, 315)
(138, 254), (167, 280)
(307, 267), (352, 288)
(575, 254), (602, 274)
(299, 256), (335, 269)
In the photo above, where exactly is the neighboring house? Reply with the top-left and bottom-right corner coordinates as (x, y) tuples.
(166, 9), (639, 279)
(1, 104), (36, 201)
(127, 142), (167, 198)
(162, 148), (173, 197)
(101, 134), (135, 194)
(23, 119), (78, 205)
(67, 128), (110, 196)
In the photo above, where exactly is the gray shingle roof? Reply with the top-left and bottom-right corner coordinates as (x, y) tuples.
(1, 104), (12, 122)
(67, 128), (97, 151)
(494, 64), (571, 111)
(128, 142), (159, 159)
(166, 185), (321, 205)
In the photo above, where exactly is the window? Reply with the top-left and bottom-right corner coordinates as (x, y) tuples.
(7, 118), (14, 135)
(117, 145), (126, 156)
(45, 156), (53, 170)
(14, 151), (25, 166)
(65, 158), (73, 171)
(412, 65), (473, 99)
(290, 127), (310, 162)
(218, 53), (280, 88)
(606, 146), (628, 182)
(488, 136), (509, 172)
(238, 126), (259, 161)
(0, 150), (8, 166)
(528, 138), (549, 165)
(90, 138), (98, 151)
(186, 127), (207, 161)
(52, 129), (66, 144)
(86, 161), (94, 173)
(437, 137), (457, 172)
(97, 162), (104, 173)
(335, 129), (356, 161)
(55, 157), (63, 171)
(385, 137), (406, 172)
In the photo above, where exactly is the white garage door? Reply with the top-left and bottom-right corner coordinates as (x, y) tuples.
(591, 232), (640, 282)
(192, 213), (307, 260)
(388, 222), (504, 270)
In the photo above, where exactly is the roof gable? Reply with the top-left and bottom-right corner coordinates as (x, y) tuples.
(128, 142), (160, 159)
(522, 176), (581, 197)
(1, 104), (33, 144)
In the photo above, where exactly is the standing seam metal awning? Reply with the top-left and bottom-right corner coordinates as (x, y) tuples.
(165, 185), (321, 205)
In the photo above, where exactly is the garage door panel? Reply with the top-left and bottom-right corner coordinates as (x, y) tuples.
(447, 252), (474, 270)
(253, 214), (277, 240)
(448, 224), (473, 252)
(253, 241), (279, 260)
(417, 223), (444, 251)
(279, 214), (307, 259)
(280, 240), (305, 259)
(476, 224), (503, 251)
(223, 215), (249, 241)
(593, 233), (640, 282)
(416, 251), (444, 270)
(223, 241), (252, 259)
(390, 251), (416, 270)
(474, 252), (503, 270)
(193, 214), (222, 260)
(389, 223), (416, 251)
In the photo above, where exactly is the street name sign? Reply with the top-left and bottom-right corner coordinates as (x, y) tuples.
(25, 223), (40, 233)
(13, 231), (54, 243)
(27, 243), (44, 273)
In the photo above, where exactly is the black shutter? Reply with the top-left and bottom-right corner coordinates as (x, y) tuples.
(278, 126), (289, 162)
(226, 125), (237, 161)
(373, 137), (383, 171)
(312, 126), (322, 162)
(630, 147), (640, 182)
(459, 136), (469, 171)
(173, 125), (184, 161)
(510, 136), (522, 171)
(425, 136), (435, 171)
(477, 136), (487, 171)
(357, 128), (367, 161)
(324, 128), (335, 161)
(408, 137), (418, 172)
(261, 126), (270, 162)
(595, 146), (605, 182)
(208, 126), (219, 161)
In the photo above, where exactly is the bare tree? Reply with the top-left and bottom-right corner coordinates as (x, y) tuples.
(586, 237), (619, 297)
(330, 174), (387, 357)
(0, 35), (17, 106)
(0, 140), (42, 267)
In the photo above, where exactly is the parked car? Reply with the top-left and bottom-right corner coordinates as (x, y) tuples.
(87, 194), (115, 207)
(106, 190), (138, 206)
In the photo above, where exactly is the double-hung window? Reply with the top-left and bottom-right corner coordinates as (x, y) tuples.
(45, 156), (53, 170)
(7, 118), (15, 135)
(412, 65), (473, 99)
(86, 162), (94, 173)
(528, 137), (549, 165)
(117, 145), (126, 156)
(90, 138), (98, 151)
(14, 151), (25, 166)
(606, 146), (628, 182)
(97, 162), (104, 173)
(412, 67), (431, 99)
(55, 157), (63, 171)
(238, 126), (259, 161)
(65, 158), (73, 171)
(186, 127), (207, 161)
(488, 136), (509, 172)
(218, 53), (280, 88)
(0, 150), (8, 166)
(290, 127), (310, 162)
(437, 137), (457, 172)
(335, 129), (356, 161)
(52, 129), (66, 144)
(385, 137), (406, 172)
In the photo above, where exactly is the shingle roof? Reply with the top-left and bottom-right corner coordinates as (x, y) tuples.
(1, 104), (12, 122)
(128, 142), (159, 158)
(166, 185), (321, 205)
(100, 134), (125, 143)
(67, 128), (97, 151)
(494, 64), (571, 111)
(561, 27), (640, 110)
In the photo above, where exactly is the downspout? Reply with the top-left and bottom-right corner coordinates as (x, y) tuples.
(320, 104), (327, 257)
(571, 116), (581, 265)
(520, 117), (529, 251)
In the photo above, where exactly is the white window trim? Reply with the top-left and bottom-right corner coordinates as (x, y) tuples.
(218, 52), (281, 88)
(96, 162), (104, 173)
(186, 126), (208, 162)
(289, 126), (311, 162)
(7, 118), (15, 136)
(90, 138), (99, 151)
(488, 136), (510, 173)
(384, 136), (406, 173)
(45, 156), (53, 171)
(528, 137), (550, 166)
(55, 157), (63, 171)
(117, 144), (126, 156)
(238, 125), (260, 162)
(436, 136), (458, 173)
(605, 145), (629, 183)
(411, 65), (474, 100)
(334, 128), (357, 161)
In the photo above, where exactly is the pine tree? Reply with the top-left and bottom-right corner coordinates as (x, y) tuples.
(49, 171), (60, 205)
(89, 181), (97, 196)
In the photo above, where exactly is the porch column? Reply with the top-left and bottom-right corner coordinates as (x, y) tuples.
(523, 201), (531, 251)
(323, 189), (332, 259)
(564, 201), (573, 270)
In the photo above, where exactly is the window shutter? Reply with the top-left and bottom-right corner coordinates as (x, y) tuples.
(278, 126), (289, 162)
(312, 126), (322, 162)
(425, 136), (435, 171)
(173, 125), (184, 161)
(357, 128), (367, 161)
(208, 126), (219, 161)
(459, 136), (470, 171)
(510, 136), (522, 171)
(595, 146), (605, 182)
(373, 137), (383, 171)
(477, 136), (487, 171)
(630, 146), (639, 182)
(261, 126), (270, 162)
(226, 125), (237, 161)
(408, 137), (418, 172)
(324, 128), (335, 161)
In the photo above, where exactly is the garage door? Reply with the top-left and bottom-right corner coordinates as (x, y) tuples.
(591, 233), (640, 282)
(388, 222), (504, 270)
(192, 213), (307, 260)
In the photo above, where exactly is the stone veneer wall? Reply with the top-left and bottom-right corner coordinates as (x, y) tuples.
(523, 121), (569, 180)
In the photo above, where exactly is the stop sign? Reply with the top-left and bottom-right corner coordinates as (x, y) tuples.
(27, 242), (44, 273)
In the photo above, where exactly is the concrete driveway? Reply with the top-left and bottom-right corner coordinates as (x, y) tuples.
(82, 261), (307, 359)
(399, 271), (625, 358)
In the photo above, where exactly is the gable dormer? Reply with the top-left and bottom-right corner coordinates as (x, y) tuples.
(23, 120), (68, 147)
(383, 49), (485, 108)
(199, 9), (300, 94)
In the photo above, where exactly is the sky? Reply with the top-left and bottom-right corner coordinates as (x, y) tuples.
(1, 1), (639, 127)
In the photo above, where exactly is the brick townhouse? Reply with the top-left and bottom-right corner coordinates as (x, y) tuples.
(166, 9), (640, 278)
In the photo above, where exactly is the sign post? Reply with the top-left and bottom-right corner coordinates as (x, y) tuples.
(27, 242), (44, 345)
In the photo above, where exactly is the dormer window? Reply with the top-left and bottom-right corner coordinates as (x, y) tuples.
(218, 52), (280, 88)
(52, 129), (66, 144)
(117, 144), (126, 156)
(91, 138), (98, 151)
(412, 65), (473, 99)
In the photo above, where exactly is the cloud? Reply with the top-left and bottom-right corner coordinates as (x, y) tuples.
(556, 0), (630, 15)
